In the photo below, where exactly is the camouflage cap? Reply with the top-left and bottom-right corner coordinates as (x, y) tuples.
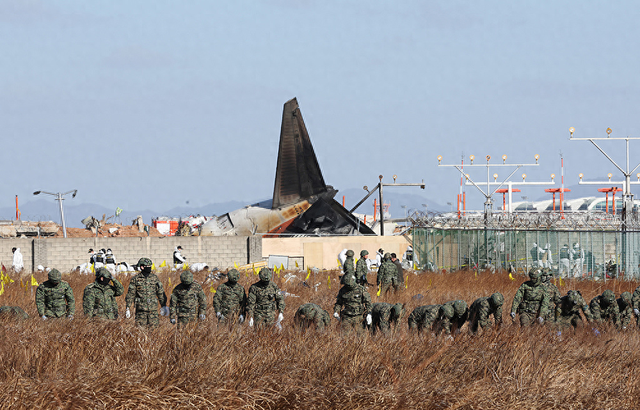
(620, 291), (632, 304)
(391, 303), (404, 320)
(346, 250), (354, 257)
(137, 257), (152, 267)
(453, 300), (467, 316)
(383, 252), (391, 259)
(343, 274), (356, 289)
(227, 268), (240, 283)
(95, 267), (111, 280)
(48, 268), (62, 282)
(441, 304), (454, 318)
(360, 250), (369, 257)
(180, 270), (194, 286)
(602, 289), (616, 304)
(490, 292), (504, 307)
(528, 269), (542, 281)
(259, 267), (272, 282)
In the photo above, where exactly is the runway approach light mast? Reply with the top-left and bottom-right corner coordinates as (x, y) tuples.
(438, 154), (547, 220)
(571, 127), (640, 221)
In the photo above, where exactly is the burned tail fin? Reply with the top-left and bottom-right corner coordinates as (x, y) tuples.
(272, 98), (327, 209)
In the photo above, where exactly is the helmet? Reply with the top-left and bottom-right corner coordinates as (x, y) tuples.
(453, 300), (467, 316)
(360, 250), (369, 257)
(48, 268), (62, 284)
(137, 257), (152, 268)
(180, 270), (194, 286)
(391, 303), (404, 320)
(528, 269), (542, 281)
(490, 292), (504, 307)
(441, 304), (454, 318)
(227, 269), (240, 283)
(383, 253), (391, 260)
(259, 267), (272, 282)
(568, 290), (581, 305)
(602, 290), (615, 305)
(620, 291), (632, 305)
(95, 267), (111, 280)
(346, 250), (354, 257)
(343, 274), (356, 289)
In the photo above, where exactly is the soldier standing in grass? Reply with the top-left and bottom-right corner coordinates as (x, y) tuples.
(369, 302), (404, 335)
(468, 292), (504, 333)
(212, 268), (246, 323)
(391, 253), (404, 292)
(541, 269), (561, 324)
(407, 304), (441, 332)
(334, 273), (372, 332)
(589, 290), (621, 328)
(36, 269), (75, 320)
(246, 268), (285, 329)
(340, 250), (356, 284)
(377, 253), (397, 297)
(355, 250), (370, 285)
(510, 269), (550, 326)
(617, 291), (633, 329)
(435, 300), (469, 335)
(169, 270), (207, 325)
(125, 258), (169, 327)
(555, 290), (593, 329)
(83, 267), (124, 320)
(294, 303), (331, 331)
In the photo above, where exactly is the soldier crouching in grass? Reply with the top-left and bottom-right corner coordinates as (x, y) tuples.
(555, 290), (593, 330)
(510, 269), (550, 327)
(169, 270), (206, 326)
(124, 258), (169, 327)
(294, 303), (331, 331)
(333, 274), (372, 333)
(407, 304), (441, 333)
(246, 268), (285, 330)
(369, 302), (404, 335)
(468, 292), (503, 334)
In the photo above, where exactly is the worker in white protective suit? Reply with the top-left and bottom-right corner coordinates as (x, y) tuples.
(558, 244), (571, 278)
(571, 243), (585, 278)
(542, 243), (553, 270)
(12, 247), (23, 273)
(530, 243), (544, 268)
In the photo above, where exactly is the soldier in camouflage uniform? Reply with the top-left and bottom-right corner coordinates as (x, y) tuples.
(355, 250), (370, 285)
(369, 302), (404, 335)
(541, 269), (561, 323)
(340, 250), (356, 285)
(555, 290), (593, 329)
(334, 273), (372, 332)
(125, 258), (168, 327)
(617, 291), (633, 329)
(468, 292), (503, 333)
(510, 269), (550, 326)
(391, 253), (404, 292)
(247, 268), (285, 328)
(631, 285), (640, 326)
(589, 290), (621, 328)
(294, 303), (331, 331)
(169, 270), (206, 325)
(83, 267), (124, 320)
(377, 253), (397, 297)
(407, 304), (441, 332)
(0, 306), (29, 320)
(35, 268), (75, 320)
(435, 300), (469, 335)
(212, 268), (246, 323)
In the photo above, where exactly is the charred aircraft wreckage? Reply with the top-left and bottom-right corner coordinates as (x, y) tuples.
(200, 98), (375, 237)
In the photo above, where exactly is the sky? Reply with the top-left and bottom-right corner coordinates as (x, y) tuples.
(3, 0), (640, 218)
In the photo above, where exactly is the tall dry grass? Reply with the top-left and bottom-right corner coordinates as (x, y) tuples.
(1, 269), (640, 409)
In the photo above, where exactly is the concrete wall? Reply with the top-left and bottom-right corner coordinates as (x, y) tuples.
(0, 236), (261, 273)
(262, 236), (412, 269)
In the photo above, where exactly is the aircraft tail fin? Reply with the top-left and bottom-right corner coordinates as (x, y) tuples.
(272, 98), (327, 209)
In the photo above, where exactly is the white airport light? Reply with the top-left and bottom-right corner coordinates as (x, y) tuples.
(534, 154), (540, 164)
(502, 154), (507, 163)
(522, 173), (527, 181)
(579, 173), (584, 181)
(493, 173), (498, 182)
(486, 155), (491, 162)
(437, 155), (442, 164)
(551, 173), (555, 181)
(607, 127), (612, 136)
(393, 174), (397, 183)
(465, 174), (470, 180)
(469, 155), (475, 164)
(569, 127), (575, 137)
(608, 173), (613, 181)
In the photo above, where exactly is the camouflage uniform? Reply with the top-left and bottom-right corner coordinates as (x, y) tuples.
(125, 258), (168, 327)
(617, 291), (633, 329)
(170, 270), (206, 325)
(83, 267), (124, 320)
(35, 269), (75, 319)
(436, 300), (469, 335)
(541, 270), (561, 323)
(340, 250), (356, 284)
(589, 290), (621, 328)
(247, 268), (285, 326)
(212, 269), (246, 323)
(510, 269), (550, 326)
(0, 306), (29, 320)
(555, 290), (593, 329)
(392, 256), (404, 291)
(334, 274), (372, 332)
(355, 250), (369, 285)
(370, 302), (404, 335)
(377, 253), (397, 296)
(631, 285), (640, 326)
(294, 303), (331, 331)
(468, 293), (503, 333)
(407, 304), (441, 332)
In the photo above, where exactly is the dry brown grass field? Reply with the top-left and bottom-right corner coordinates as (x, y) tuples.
(1, 268), (640, 409)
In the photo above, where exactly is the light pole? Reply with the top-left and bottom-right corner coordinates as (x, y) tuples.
(447, 202), (453, 212)
(33, 190), (77, 238)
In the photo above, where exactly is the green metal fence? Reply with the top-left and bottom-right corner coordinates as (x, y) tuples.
(412, 227), (640, 280)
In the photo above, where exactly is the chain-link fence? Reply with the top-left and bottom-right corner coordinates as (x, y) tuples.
(411, 211), (640, 280)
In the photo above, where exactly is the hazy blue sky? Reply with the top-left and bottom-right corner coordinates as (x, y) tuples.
(3, 1), (640, 215)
